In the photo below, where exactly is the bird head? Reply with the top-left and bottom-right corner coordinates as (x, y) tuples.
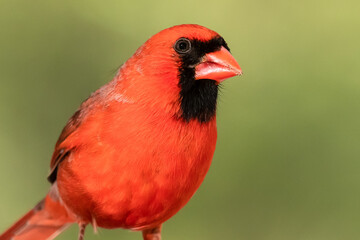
(117, 24), (242, 122)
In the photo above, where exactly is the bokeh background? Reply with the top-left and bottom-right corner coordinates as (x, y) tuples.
(1, 0), (359, 239)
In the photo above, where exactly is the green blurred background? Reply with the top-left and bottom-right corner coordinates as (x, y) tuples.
(1, 0), (359, 239)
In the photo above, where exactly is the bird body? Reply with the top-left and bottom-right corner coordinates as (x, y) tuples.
(0, 24), (241, 240)
(56, 90), (217, 229)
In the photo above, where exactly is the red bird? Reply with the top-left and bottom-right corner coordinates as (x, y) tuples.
(0, 24), (242, 240)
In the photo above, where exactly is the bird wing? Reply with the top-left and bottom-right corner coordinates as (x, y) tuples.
(47, 108), (84, 183)
(47, 79), (126, 183)
(47, 82), (103, 183)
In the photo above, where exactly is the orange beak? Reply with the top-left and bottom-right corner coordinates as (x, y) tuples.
(195, 46), (242, 83)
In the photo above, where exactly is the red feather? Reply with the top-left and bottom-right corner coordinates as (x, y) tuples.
(1, 24), (241, 240)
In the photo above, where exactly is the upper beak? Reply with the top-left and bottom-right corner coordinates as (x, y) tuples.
(195, 46), (242, 83)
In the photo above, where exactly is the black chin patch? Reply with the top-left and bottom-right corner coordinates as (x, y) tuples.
(177, 36), (229, 123)
(179, 79), (218, 123)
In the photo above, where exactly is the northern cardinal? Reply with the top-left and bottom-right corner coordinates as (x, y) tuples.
(0, 24), (242, 240)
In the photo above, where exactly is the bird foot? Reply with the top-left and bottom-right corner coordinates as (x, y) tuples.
(78, 222), (86, 240)
(142, 226), (162, 240)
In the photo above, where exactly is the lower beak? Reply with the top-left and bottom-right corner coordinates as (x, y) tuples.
(195, 46), (242, 83)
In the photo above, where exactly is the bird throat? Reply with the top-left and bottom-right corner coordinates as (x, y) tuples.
(175, 37), (229, 123)
(178, 77), (218, 123)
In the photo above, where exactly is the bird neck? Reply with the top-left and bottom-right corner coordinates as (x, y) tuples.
(114, 57), (219, 124)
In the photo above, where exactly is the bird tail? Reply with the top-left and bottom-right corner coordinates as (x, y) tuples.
(0, 194), (75, 240)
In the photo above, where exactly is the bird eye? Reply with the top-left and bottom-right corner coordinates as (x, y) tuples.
(174, 38), (191, 54)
